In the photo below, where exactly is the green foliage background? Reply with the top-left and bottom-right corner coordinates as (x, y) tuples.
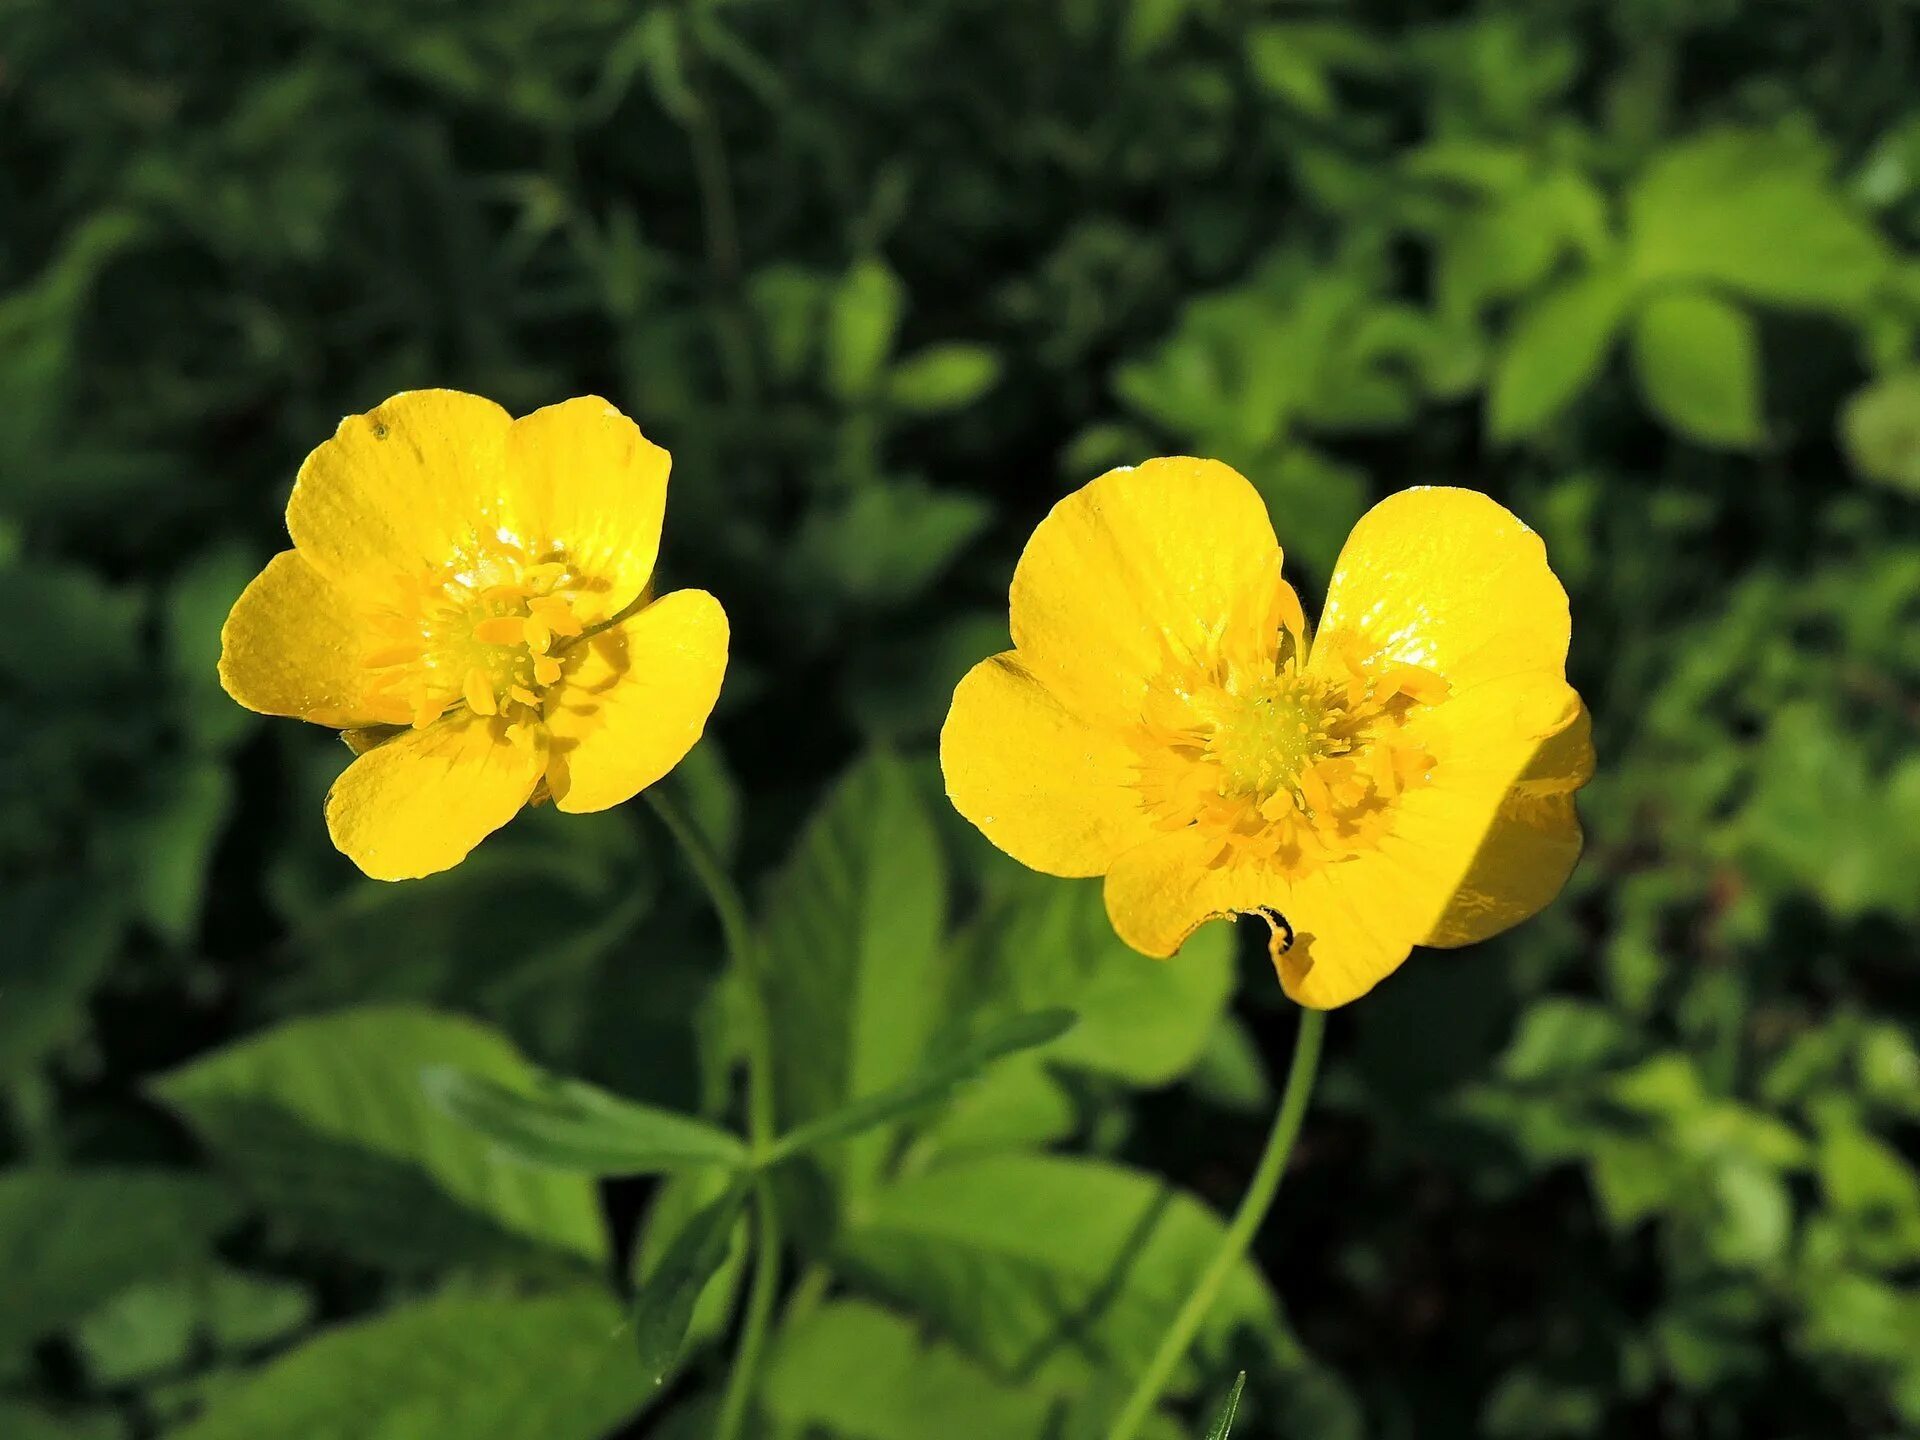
(4, 0), (1920, 1435)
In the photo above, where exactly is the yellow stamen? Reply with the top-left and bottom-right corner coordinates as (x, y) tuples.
(474, 616), (527, 646)
(463, 668), (498, 717)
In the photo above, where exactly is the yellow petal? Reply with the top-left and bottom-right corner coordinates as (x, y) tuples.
(1311, 487), (1570, 699)
(1010, 458), (1282, 727)
(324, 714), (543, 880)
(287, 390), (514, 589)
(504, 397), (669, 626)
(544, 588), (728, 814)
(1101, 830), (1432, 1010)
(219, 550), (387, 727)
(1102, 828), (1284, 958)
(941, 651), (1151, 877)
(1421, 700), (1594, 948)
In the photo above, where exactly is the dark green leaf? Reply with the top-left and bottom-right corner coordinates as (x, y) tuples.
(152, 1006), (607, 1270)
(762, 753), (948, 1195)
(633, 1183), (751, 1384)
(769, 1008), (1075, 1161)
(424, 1065), (747, 1176)
(169, 1289), (648, 1440)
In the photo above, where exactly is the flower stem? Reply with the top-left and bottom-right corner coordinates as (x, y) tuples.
(643, 787), (779, 1439)
(714, 1175), (780, 1440)
(1105, 1006), (1327, 1440)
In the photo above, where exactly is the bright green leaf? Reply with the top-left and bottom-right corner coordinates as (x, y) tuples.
(887, 343), (1003, 414)
(1627, 129), (1887, 312)
(827, 259), (906, 399)
(1840, 370), (1920, 496)
(1489, 267), (1631, 441)
(1629, 290), (1763, 448)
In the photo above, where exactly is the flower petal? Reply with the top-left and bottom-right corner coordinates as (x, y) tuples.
(544, 589), (728, 814)
(325, 715), (543, 880)
(941, 651), (1150, 877)
(219, 550), (387, 727)
(1010, 458), (1282, 727)
(1311, 487), (1570, 698)
(505, 397), (671, 626)
(287, 390), (513, 589)
(1421, 699), (1594, 948)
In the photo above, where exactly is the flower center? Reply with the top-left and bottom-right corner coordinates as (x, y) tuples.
(1128, 597), (1450, 880)
(357, 531), (593, 747)
(1206, 676), (1335, 800)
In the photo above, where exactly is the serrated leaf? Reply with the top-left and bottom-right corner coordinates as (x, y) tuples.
(424, 1065), (747, 1176)
(840, 1153), (1279, 1387)
(633, 1183), (751, 1383)
(1489, 267), (1630, 440)
(0, 1169), (238, 1357)
(1629, 290), (1762, 447)
(169, 1289), (647, 1440)
(152, 1006), (606, 1270)
(761, 753), (948, 1195)
(769, 1008), (1075, 1161)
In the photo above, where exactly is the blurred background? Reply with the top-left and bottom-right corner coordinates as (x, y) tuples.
(5, 1), (1920, 1437)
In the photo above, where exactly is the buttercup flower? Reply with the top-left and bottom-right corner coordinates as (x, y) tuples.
(220, 390), (727, 880)
(941, 459), (1591, 1008)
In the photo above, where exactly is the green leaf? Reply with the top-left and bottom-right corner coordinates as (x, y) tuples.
(764, 1299), (1063, 1439)
(633, 1182), (750, 1384)
(424, 1065), (747, 1176)
(956, 871), (1233, 1086)
(0, 1169), (238, 1357)
(151, 1006), (607, 1270)
(762, 753), (948, 1194)
(826, 258), (906, 399)
(1627, 129), (1887, 313)
(1840, 370), (1920, 496)
(793, 482), (991, 606)
(770, 1009), (1075, 1161)
(840, 1153), (1279, 1386)
(1629, 290), (1763, 448)
(1203, 1372), (1248, 1440)
(169, 1289), (648, 1440)
(887, 343), (1003, 414)
(1489, 267), (1630, 440)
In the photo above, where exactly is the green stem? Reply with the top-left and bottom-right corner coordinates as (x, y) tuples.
(643, 789), (776, 1150)
(714, 1176), (781, 1440)
(644, 788), (779, 1439)
(1106, 1006), (1328, 1440)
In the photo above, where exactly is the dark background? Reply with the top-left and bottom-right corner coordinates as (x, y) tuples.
(4, 1), (1920, 1437)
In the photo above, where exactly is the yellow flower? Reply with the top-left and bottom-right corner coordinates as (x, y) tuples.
(220, 390), (728, 880)
(940, 459), (1592, 1009)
